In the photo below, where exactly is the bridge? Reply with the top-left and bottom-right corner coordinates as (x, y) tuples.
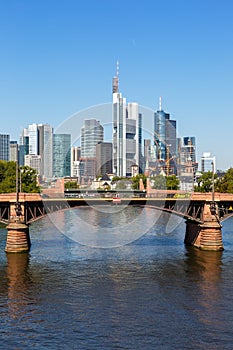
(1, 191), (233, 253)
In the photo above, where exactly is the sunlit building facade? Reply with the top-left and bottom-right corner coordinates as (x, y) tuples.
(53, 134), (71, 178)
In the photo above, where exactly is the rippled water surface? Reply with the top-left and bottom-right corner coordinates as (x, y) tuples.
(0, 207), (233, 349)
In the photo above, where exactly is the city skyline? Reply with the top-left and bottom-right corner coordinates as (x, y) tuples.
(0, 0), (232, 170)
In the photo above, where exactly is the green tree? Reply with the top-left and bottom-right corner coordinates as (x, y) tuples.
(215, 168), (233, 193)
(151, 175), (166, 189)
(166, 175), (180, 190)
(131, 174), (147, 190)
(194, 171), (216, 192)
(0, 161), (40, 193)
(115, 180), (129, 190)
(20, 166), (40, 193)
(65, 181), (79, 189)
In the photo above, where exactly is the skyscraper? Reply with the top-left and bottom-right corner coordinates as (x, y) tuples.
(0, 134), (10, 161)
(154, 98), (177, 175)
(79, 119), (104, 182)
(10, 141), (18, 161)
(71, 146), (81, 178)
(19, 136), (29, 166)
(53, 134), (71, 178)
(178, 136), (198, 191)
(112, 65), (142, 177)
(81, 119), (103, 158)
(38, 124), (53, 180)
(21, 123), (53, 179)
(201, 152), (216, 172)
(25, 154), (41, 175)
(96, 142), (113, 176)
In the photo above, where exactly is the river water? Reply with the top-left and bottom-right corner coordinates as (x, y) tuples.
(0, 206), (233, 349)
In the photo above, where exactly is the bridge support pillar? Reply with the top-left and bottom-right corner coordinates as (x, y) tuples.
(185, 202), (224, 251)
(5, 220), (31, 253)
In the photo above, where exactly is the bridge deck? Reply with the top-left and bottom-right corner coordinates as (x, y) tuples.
(0, 192), (233, 225)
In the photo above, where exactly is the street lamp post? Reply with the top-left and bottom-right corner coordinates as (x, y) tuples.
(19, 166), (23, 193)
(15, 160), (22, 218)
(210, 161), (216, 215)
(5, 159), (30, 253)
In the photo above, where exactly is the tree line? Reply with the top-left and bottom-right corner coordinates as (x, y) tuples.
(0, 159), (233, 194)
(0, 161), (40, 193)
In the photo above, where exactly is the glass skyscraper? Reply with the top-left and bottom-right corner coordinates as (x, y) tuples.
(53, 134), (71, 177)
(81, 119), (103, 158)
(38, 124), (53, 180)
(201, 152), (215, 172)
(20, 123), (53, 179)
(154, 102), (177, 162)
(0, 134), (10, 161)
(112, 70), (142, 177)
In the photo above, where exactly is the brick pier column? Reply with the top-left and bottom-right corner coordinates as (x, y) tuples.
(185, 202), (223, 251)
(5, 200), (30, 253)
(5, 219), (31, 253)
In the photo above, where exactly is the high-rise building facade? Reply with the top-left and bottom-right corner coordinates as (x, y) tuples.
(25, 154), (41, 174)
(96, 142), (113, 176)
(19, 136), (29, 166)
(154, 98), (177, 161)
(112, 67), (142, 177)
(201, 152), (216, 172)
(53, 134), (71, 178)
(0, 134), (10, 161)
(178, 136), (198, 191)
(10, 141), (18, 161)
(21, 123), (53, 179)
(79, 119), (104, 182)
(81, 119), (103, 158)
(154, 98), (177, 175)
(38, 124), (53, 180)
(71, 146), (81, 178)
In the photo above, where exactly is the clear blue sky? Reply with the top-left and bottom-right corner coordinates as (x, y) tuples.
(0, 0), (232, 170)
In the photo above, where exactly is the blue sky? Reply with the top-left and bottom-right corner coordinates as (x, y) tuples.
(0, 0), (233, 170)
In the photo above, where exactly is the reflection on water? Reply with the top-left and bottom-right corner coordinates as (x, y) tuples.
(47, 206), (164, 248)
(6, 253), (31, 319)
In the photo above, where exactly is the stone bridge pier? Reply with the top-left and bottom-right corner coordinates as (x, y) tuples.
(5, 201), (30, 253)
(185, 201), (223, 251)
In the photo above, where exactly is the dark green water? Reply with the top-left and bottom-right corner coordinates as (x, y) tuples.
(0, 206), (233, 349)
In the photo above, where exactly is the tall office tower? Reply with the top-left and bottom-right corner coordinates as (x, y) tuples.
(72, 146), (81, 162)
(38, 124), (53, 180)
(80, 119), (103, 181)
(53, 134), (71, 178)
(182, 137), (196, 163)
(19, 136), (29, 166)
(154, 97), (177, 174)
(178, 136), (198, 191)
(81, 119), (104, 158)
(71, 146), (81, 178)
(21, 123), (53, 179)
(96, 142), (113, 176)
(25, 123), (38, 155)
(112, 65), (142, 177)
(201, 152), (216, 172)
(154, 97), (177, 160)
(79, 157), (97, 183)
(144, 139), (151, 162)
(0, 134), (10, 161)
(10, 141), (18, 161)
(25, 154), (41, 175)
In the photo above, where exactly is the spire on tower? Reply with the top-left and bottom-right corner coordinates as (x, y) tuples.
(112, 60), (119, 94)
(116, 60), (119, 77)
(159, 96), (162, 111)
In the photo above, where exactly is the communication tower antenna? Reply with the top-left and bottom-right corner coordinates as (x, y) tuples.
(112, 60), (119, 94)
(159, 96), (162, 111)
(116, 60), (119, 77)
